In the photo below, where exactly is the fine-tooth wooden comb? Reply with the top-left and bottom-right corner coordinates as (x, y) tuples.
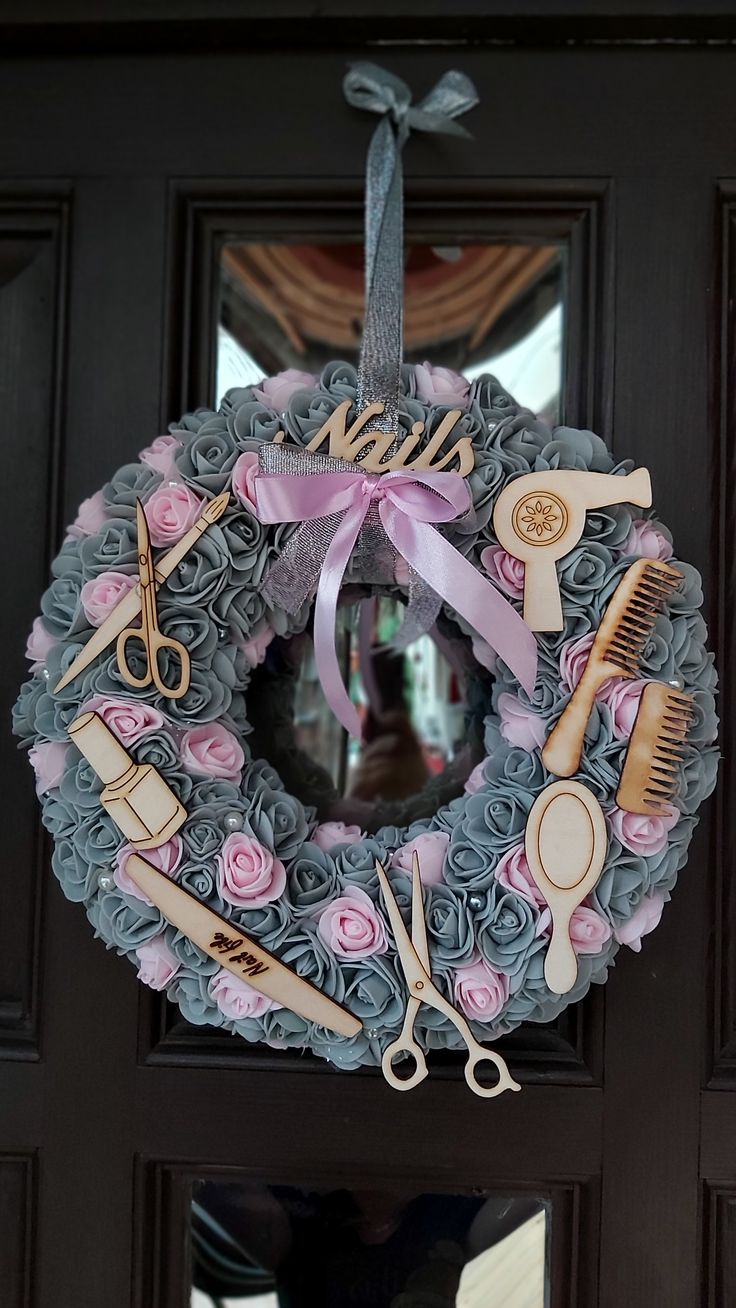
(615, 681), (694, 814)
(542, 558), (683, 778)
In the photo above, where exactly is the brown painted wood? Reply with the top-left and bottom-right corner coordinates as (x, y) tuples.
(0, 23), (730, 1308)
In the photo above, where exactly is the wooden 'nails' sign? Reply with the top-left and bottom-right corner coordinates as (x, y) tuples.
(493, 468), (653, 631)
(296, 400), (475, 475)
(525, 781), (607, 995)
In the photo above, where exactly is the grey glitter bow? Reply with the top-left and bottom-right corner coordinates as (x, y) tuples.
(343, 62), (478, 442)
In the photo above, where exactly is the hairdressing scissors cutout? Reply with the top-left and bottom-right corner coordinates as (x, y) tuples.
(375, 856), (521, 1099)
(117, 499), (191, 700)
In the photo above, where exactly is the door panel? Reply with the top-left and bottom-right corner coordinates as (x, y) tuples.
(0, 28), (730, 1308)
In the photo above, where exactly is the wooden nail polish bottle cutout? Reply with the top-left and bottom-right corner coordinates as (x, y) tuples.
(493, 468), (652, 631)
(68, 711), (187, 849)
(616, 681), (695, 814)
(525, 781), (607, 995)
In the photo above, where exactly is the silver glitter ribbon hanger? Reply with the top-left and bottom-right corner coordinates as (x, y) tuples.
(342, 62), (479, 446)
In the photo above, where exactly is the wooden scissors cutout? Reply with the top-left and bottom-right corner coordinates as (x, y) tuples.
(375, 855), (521, 1100)
(117, 499), (191, 699)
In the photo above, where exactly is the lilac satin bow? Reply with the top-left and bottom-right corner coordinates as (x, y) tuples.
(254, 455), (538, 738)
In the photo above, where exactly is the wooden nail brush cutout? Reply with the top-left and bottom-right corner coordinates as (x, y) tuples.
(53, 491), (230, 694)
(542, 558), (683, 779)
(125, 853), (362, 1038)
(616, 681), (695, 814)
(493, 468), (653, 631)
(375, 855), (520, 1099)
(525, 781), (608, 995)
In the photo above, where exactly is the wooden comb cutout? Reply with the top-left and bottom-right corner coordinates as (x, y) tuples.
(616, 681), (695, 814)
(542, 559), (683, 779)
(525, 781), (608, 995)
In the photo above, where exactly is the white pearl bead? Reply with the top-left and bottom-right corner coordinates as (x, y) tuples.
(97, 869), (116, 892)
(224, 811), (244, 832)
(469, 894), (483, 911)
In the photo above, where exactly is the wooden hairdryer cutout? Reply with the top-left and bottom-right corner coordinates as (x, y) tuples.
(525, 781), (608, 995)
(493, 468), (652, 631)
(68, 711), (187, 849)
(542, 558), (683, 779)
(125, 853), (362, 1038)
(616, 681), (695, 814)
(53, 491), (230, 694)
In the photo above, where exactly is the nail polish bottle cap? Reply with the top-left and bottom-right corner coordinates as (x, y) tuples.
(68, 711), (133, 785)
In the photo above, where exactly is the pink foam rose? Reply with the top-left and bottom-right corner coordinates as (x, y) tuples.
(480, 544), (525, 600)
(25, 616), (56, 670)
(453, 957), (509, 1022)
(66, 490), (107, 540)
(29, 740), (68, 795)
(135, 935), (180, 990)
(312, 820), (365, 852)
(217, 832), (286, 909)
(139, 434), (182, 478)
(568, 905), (612, 954)
(464, 759), (488, 795)
(82, 695), (164, 747)
(625, 519), (673, 561)
(239, 624), (274, 669)
(210, 968), (281, 1020)
(598, 678), (648, 740)
(143, 483), (204, 548)
(391, 831), (449, 886)
(316, 885), (388, 960)
(231, 451), (259, 510)
(180, 721), (245, 781)
(115, 835), (183, 902)
(498, 692), (547, 752)
(614, 891), (665, 952)
(252, 369), (317, 411)
(80, 570), (138, 627)
(608, 805), (679, 857)
(494, 842), (546, 907)
(413, 361), (470, 407)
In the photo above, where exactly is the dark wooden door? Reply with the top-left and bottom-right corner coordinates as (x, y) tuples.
(1, 8), (734, 1306)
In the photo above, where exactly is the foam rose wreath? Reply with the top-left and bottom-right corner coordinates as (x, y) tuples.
(13, 361), (719, 1070)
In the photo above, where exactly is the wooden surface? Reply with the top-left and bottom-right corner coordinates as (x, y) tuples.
(525, 782), (607, 994)
(542, 559), (682, 777)
(0, 25), (728, 1308)
(492, 467), (651, 631)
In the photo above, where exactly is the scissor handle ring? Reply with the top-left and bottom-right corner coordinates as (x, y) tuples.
(463, 1045), (521, 1100)
(116, 628), (153, 689)
(149, 631), (191, 701)
(381, 1036), (429, 1092)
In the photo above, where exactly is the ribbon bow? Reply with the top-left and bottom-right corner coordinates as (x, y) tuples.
(342, 62), (478, 442)
(254, 444), (538, 739)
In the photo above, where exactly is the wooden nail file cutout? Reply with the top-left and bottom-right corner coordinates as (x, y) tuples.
(542, 558), (683, 779)
(616, 681), (694, 814)
(525, 781), (608, 995)
(493, 468), (652, 631)
(125, 853), (362, 1038)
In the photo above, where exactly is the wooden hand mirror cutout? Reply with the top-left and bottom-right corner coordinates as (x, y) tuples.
(524, 781), (608, 995)
(493, 468), (652, 631)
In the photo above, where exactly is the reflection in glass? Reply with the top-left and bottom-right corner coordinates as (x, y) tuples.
(190, 1183), (549, 1307)
(216, 240), (564, 423)
(245, 598), (489, 831)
